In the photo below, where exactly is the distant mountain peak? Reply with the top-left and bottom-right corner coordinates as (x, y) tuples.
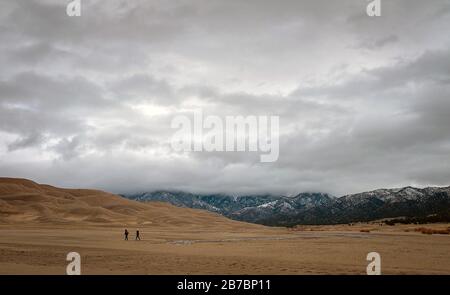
(123, 185), (450, 226)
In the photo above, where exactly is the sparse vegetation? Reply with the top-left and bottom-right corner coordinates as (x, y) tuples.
(414, 227), (450, 235)
(384, 212), (450, 226)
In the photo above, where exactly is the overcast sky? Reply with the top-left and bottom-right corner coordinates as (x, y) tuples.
(1, 0), (450, 196)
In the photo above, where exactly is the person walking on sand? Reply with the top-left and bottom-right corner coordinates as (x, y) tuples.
(135, 229), (141, 241)
(124, 229), (129, 241)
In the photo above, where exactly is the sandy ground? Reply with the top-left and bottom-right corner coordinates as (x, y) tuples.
(0, 223), (449, 275)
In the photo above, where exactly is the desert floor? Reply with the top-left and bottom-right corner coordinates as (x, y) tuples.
(0, 223), (449, 275)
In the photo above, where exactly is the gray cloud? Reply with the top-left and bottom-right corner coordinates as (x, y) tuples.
(358, 34), (399, 49)
(1, 0), (450, 196)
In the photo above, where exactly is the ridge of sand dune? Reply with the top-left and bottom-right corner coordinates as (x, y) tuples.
(0, 178), (257, 229)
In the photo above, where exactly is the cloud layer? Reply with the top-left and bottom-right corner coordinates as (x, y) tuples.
(1, 0), (450, 196)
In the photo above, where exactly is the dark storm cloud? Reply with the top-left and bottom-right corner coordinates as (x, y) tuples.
(0, 72), (106, 110)
(0, 0), (450, 195)
(294, 49), (450, 103)
(7, 132), (45, 151)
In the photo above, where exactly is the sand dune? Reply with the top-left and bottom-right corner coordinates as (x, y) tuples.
(0, 178), (259, 229)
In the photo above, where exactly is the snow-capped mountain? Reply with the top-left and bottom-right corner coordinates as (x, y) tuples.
(123, 186), (450, 226)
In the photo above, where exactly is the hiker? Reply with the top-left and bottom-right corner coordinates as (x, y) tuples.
(136, 229), (141, 241)
(124, 229), (129, 240)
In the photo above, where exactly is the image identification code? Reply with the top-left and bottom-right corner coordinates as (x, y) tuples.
(177, 279), (271, 292)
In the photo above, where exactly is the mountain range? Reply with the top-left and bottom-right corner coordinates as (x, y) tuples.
(123, 186), (450, 226)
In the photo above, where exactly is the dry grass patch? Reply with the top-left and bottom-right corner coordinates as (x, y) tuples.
(414, 227), (450, 235)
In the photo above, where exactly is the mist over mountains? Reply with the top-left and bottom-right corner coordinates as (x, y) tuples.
(123, 186), (450, 226)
